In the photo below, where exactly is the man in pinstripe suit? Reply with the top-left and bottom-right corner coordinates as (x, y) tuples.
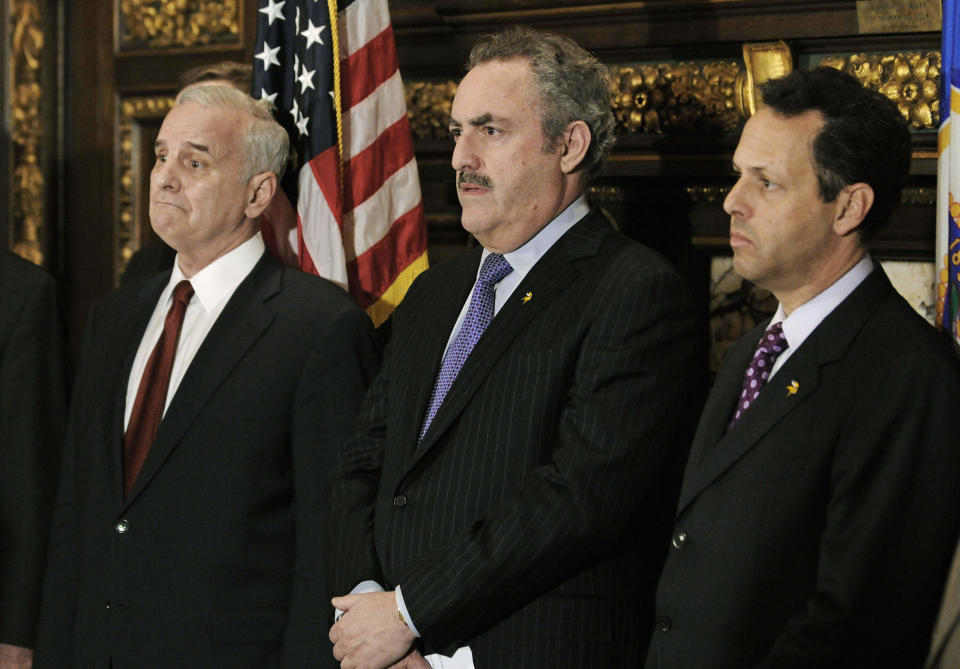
(329, 26), (698, 669)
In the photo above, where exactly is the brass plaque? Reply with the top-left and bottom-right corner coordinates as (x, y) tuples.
(856, 0), (941, 34)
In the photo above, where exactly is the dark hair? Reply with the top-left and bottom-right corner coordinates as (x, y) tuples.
(178, 61), (253, 93)
(466, 26), (615, 175)
(759, 67), (911, 238)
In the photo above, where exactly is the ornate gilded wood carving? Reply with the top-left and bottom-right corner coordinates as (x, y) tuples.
(116, 95), (174, 281)
(117, 0), (240, 50)
(405, 80), (458, 141)
(8, 0), (45, 264)
(403, 61), (745, 141)
(818, 52), (941, 129)
(610, 61), (743, 134)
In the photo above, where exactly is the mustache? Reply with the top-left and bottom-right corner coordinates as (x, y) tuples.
(457, 172), (493, 190)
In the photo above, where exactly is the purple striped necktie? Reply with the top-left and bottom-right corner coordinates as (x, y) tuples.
(419, 253), (513, 441)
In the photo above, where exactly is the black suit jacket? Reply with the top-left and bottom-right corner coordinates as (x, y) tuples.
(36, 253), (378, 668)
(0, 251), (67, 649)
(329, 210), (699, 667)
(648, 267), (960, 668)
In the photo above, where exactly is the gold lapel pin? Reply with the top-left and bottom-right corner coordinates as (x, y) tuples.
(786, 380), (799, 396)
(521, 291), (533, 304)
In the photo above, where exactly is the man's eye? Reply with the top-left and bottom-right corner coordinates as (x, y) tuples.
(485, 126), (499, 136)
(762, 178), (776, 190)
(191, 160), (201, 168)
(449, 128), (461, 142)
(157, 155), (167, 162)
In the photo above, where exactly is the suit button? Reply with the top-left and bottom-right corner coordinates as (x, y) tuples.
(105, 600), (111, 610)
(393, 495), (408, 508)
(671, 531), (687, 549)
(115, 519), (129, 534)
(658, 616), (672, 633)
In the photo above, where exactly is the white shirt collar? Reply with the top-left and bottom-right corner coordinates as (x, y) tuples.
(773, 254), (874, 352)
(167, 232), (266, 313)
(478, 195), (589, 281)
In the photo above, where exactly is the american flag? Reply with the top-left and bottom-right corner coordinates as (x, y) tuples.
(253, 0), (428, 326)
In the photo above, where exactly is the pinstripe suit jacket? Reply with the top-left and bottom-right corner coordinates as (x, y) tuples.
(329, 210), (699, 667)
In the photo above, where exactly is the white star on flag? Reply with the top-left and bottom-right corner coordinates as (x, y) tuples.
(296, 113), (311, 137)
(259, 0), (285, 25)
(300, 20), (326, 49)
(255, 42), (281, 70)
(260, 88), (278, 104)
(252, 0), (429, 326)
(298, 64), (316, 94)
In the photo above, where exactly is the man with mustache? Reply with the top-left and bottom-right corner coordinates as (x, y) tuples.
(647, 67), (960, 667)
(35, 85), (377, 668)
(327, 26), (698, 668)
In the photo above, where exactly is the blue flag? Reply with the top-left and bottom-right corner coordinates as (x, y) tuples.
(937, 0), (960, 343)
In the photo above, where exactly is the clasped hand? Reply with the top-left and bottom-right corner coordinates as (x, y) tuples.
(330, 590), (417, 669)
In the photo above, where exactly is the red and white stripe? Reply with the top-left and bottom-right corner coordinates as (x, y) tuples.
(297, 0), (426, 316)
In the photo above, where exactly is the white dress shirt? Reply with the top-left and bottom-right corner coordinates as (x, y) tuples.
(766, 254), (874, 380)
(123, 233), (265, 429)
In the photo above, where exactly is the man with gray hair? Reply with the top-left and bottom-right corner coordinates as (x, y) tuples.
(328, 26), (697, 668)
(35, 85), (378, 668)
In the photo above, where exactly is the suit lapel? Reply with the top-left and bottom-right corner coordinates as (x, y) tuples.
(408, 212), (609, 471)
(107, 274), (169, 505)
(122, 255), (280, 507)
(676, 266), (895, 515)
(393, 247), (481, 456)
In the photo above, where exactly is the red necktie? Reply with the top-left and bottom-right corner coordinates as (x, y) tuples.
(123, 280), (194, 497)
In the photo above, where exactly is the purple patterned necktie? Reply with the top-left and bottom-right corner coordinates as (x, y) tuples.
(419, 253), (513, 441)
(728, 321), (788, 429)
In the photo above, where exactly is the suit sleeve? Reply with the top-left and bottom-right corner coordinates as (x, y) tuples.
(0, 272), (67, 649)
(281, 303), (379, 668)
(396, 258), (698, 654)
(34, 301), (101, 668)
(756, 348), (960, 668)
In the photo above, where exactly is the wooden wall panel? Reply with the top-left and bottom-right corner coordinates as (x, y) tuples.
(50, 0), (944, 357)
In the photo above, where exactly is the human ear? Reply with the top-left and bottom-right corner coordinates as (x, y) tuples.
(245, 172), (278, 219)
(559, 120), (591, 174)
(834, 183), (874, 236)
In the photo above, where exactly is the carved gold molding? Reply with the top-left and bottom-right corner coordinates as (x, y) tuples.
(405, 80), (457, 141)
(9, 0), (45, 264)
(117, 0), (240, 50)
(685, 185), (730, 204)
(609, 61), (743, 134)
(116, 95), (174, 282)
(818, 52), (941, 129)
(403, 60), (747, 141)
(736, 41), (794, 118)
(403, 47), (940, 142)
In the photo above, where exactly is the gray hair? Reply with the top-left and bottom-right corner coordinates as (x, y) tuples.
(175, 84), (289, 182)
(466, 26), (615, 175)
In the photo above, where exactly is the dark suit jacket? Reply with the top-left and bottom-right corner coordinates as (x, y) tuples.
(35, 253), (378, 669)
(648, 267), (960, 668)
(0, 250), (67, 649)
(329, 210), (699, 667)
